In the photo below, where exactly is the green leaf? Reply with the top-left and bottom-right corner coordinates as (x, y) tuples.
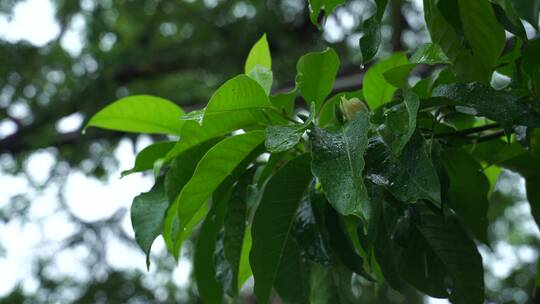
(215, 170), (254, 296)
(511, 0), (540, 30)
(398, 206), (485, 304)
(363, 53), (408, 109)
(432, 82), (540, 128)
(121, 141), (175, 177)
(522, 38), (540, 96)
(499, 153), (540, 228)
(324, 203), (372, 279)
(296, 48), (340, 111)
(377, 90), (419, 157)
(265, 124), (303, 153)
(311, 111), (370, 219)
(310, 265), (355, 304)
(86, 95), (185, 135)
(442, 148), (489, 243)
(270, 89), (296, 117)
(131, 179), (169, 269)
(359, 0), (388, 65)
(162, 140), (219, 257)
(383, 43), (450, 88)
(458, 0), (506, 73)
(273, 238), (310, 303)
(237, 228), (253, 289)
(423, 0), (489, 82)
(308, 0), (346, 27)
(365, 133), (441, 206)
(187, 75), (272, 123)
(250, 154), (313, 304)
(163, 80), (270, 164)
(173, 131), (264, 256)
(492, 0), (527, 39)
(194, 189), (228, 304)
(163, 131), (264, 257)
(245, 34), (272, 74)
(292, 194), (332, 264)
(248, 65), (273, 95)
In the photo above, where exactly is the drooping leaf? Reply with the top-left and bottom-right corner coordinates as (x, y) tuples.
(174, 131), (265, 253)
(511, 0), (540, 30)
(292, 194), (333, 264)
(308, 0), (346, 27)
(273, 238), (310, 304)
(397, 206), (485, 304)
(121, 141), (175, 177)
(131, 179), (169, 269)
(365, 134), (441, 206)
(244, 34), (272, 74)
(324, 202), (372, 279)
(499, 153), (540, 228)
(194, 188), (229, 304)
(311, 111), (371, 219)
(522, 38), (540, 96)
(458, 0), (506, 73)
(296, 48), (340, 111)
(214, 169), (254, 296)
(423, 0), (489, 82)
(442, 148), (489, 243)
(310, 264), (355, 304)
(86, 95), (185, 135)
(432, 82), (540, 128)
(359, 0), (388, 65)
(363, 53), (408, 109)
(163, 132), (263, 258)
(162, 140), (219, 257)
(491, 0), (527, 39)
(250, 154), (313, 304)
(377, 90), (419, 157)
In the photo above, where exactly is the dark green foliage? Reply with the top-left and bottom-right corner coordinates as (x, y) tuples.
(85, 1), (540, 303)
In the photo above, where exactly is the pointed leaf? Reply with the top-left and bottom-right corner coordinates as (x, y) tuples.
(359, 0), (388, 64)
(250, 154), (313, 304)
(311, 111), (370, 219)
(296, 48), (340, 111)
(131, 179), (169, 269)
(245, 34), (272, 74)
(86, 95), (185, 135)
(121, 141), (175, 177)
(308, 0), (346, 27)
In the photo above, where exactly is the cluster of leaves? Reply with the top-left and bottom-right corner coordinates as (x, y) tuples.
(86, 0), (540, 303)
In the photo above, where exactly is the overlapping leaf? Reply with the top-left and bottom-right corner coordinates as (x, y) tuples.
(250, 154), (312, 304)
(311, 111), (371, 219)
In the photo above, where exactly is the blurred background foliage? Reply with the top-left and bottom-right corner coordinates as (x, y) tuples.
(0, 0), (539, 303)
